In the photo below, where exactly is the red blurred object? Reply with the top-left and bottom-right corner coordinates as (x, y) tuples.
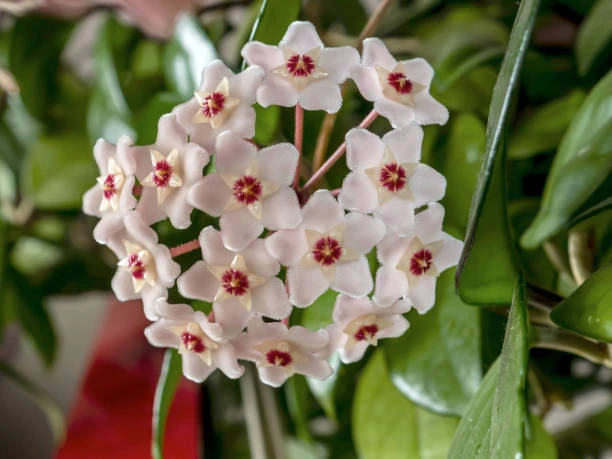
(56, 299), (199, 459)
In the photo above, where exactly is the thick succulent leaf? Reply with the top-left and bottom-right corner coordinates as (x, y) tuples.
(550, 264), (612, 343)
(576, 0), (612, 76)
(152, 349), (182, 459)
(0, 361), (65, 446)
(164, 14), (217, 99)
(353, 351), (458, 459)
(522, 70), (612, 248)
(448, 274), (528, 458)
(456, 0), (539, 303)
(384, 269), (481, 417)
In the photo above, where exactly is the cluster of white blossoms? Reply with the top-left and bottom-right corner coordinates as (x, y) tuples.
(83, 21), (462, 387)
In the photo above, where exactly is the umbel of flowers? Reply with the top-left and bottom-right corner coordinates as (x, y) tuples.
(83, 21), (462, 387)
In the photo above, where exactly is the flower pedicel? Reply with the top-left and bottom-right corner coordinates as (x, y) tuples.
(83, 21), (462, 386)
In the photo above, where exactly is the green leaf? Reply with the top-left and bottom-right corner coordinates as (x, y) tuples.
(134, 92), (185, 144)
(448, 274), (528, 458)
(284, 375), (313, 442)
(441, 113), (486, 228)
(576, 0), (612, 76)
(353, 351), (459, 459)
(254, 104), (280, 145)
(525, 414), (558, 459)
(8, 16), (72, 119)
(384, 269), (481, 417)
(0, 361), (65, 445)
(522, 71), (612, 248)
(509, 90), (586, 160)
(152, 349), (182, 459)
(21, 133), (97, 210)
(438, 47), (504, 91)
(456, 0), (539, 303)
(569, 196), (612, 228)
(5, 268), (57, 366)
(245, 0), (301, 53)
(10, 237), (63, 276)
(164, 14), (217, 99)
(550, 264), (612, 343)
(306, 352), (340, 420)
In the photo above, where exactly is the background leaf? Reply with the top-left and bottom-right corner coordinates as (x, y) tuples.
(448, 274), (528, 458)
(384, 269), (481, 417)
(521, 70), (612, 248)
(353, 351), (458, 459)
(245, 0), (302, 47)
(550, 264), (612, 343)
(152, 349), (182, 459)
(575, 0), (612, 76)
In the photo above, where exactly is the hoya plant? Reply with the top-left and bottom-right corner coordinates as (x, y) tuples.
(0, 0), (610, 457)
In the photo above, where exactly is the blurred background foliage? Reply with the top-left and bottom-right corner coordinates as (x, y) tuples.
(0, 0), (611, 457)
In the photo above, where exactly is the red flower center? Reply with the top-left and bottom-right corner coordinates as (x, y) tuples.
(312, 236), (342, 266)
(201, 92), (226, 118)
(221, 269), (250, 296)
(152, 160), (172, 188)
(266, 349), (292, 367)
(410, 249), (433, 276)
(103, 174), (117, 200)
(380, 163), (407, 192)
(127, 253), (146, 280)
(354, 324), (379, 341)
(387, 72), (413, 94)
(232, 175), (263, 205)
(286, 54), (315, 77)
(181, 332), (205, 353)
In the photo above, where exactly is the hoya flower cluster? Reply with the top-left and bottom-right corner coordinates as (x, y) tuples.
(83, 21), (462, 387)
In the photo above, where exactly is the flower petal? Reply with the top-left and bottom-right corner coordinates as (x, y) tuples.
(145, 321), (180, 348)
(182, 352), (216, 383)
(251, 279), (291, 319)
(298, 80), (342, 113)
(111, 269), (139, 302)
(213, 344), (244, 379)
(257, 76), (299, 108)
(410, 164), (446, 206)
(215, 131), (255, 174)
(382, 124), (423, 163)
(373, 266), (407, 307)
(156, 114), (189, 152)
(200, 226), (234, 265)
(408, 276), (437, 314)
(345, 128), (384, 171)
(350, 65), (381, 101)
(212, 299), (252, 338)
(188, 174), (232, 216)
(287, 265), (329, 307)
(242, 238), (280, 277)
(261, 188), (302, 230)
(302, 190), (344, 233)
(413, 92), (449, 126)
(374, 97), (415, 128)
(434, 233), (463, 273)
(377, 198), (416, 236)
(280, 21), (324, 53)
(177, 260), (218, 302)
(220, 208), (264, 251)
(265, 229), (309, 266)
(258, 365), (290, 387)
(344, 212), (386, 254)
(401, 58), (435, 86)
(319, 46), (360, 83)
(258, 143), (298, 186)
(231, 65), (265, 101)
(331, 257), (373, 298)
(241, 42), (284, 69)
(362, 37), (397, 70)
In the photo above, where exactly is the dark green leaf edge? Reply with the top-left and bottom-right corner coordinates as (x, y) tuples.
(152, 349), (182, 459)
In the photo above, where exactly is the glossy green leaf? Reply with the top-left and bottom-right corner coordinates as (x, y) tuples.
(284, 375), (313, 442)
(152, 349), (182, 459)
(10, 237), (63, 276)
(21, 134), (97, 210)
(576, 0), (612, 76)
(0, 361), (65, 445)
(245, 0), (301, 50)
(525, 414), (558, 459)
(9, 16), (72, 119)
(164, 14), (217, 99)
(253, 104), (280, 145)
(442, 113), (486, 228)
(456, 0), (539, 303)
(306, 352), (340, 420)
(438, 47), (504, 91)
(509, 90), (586, 159)
(5, 268), (57, 366)
(522, 71), (612, 248)
(448, 274), (528, 458)
(353, 351), (458, 459)
(384, 269), (481, 417)
(134, 92), (185, 144)
(569, 196), (612, 228)
(550, 264), (612, 343)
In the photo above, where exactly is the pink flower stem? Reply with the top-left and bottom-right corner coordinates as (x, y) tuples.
(293, 103), (304, 190)
(170, 239), (201, 257)
(301, 109), (378, 192)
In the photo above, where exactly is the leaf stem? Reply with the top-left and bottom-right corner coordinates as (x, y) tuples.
(568, 229), (594, 286)
(293, 103), (304, 190)
(170, 239), (201, 257)
(240, 365), (268, 459)
(358, 0), (396, 45)
(531, 326), (612, 368)
(301, 109), (378, 192)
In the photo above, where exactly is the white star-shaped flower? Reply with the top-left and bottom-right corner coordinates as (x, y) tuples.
(266, 190), (386, 307)
(173, 60), (264, 153)
(145, 299), (243, 383)
(188, 131), (301, 251)
(339, 126), (446, 235)
(241, 21), (359, 113)
(373, 203), (463, 312)
(351, 38), (448, 126)
(178, 227), (291, 338)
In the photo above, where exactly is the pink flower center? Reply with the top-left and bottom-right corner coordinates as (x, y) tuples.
(388, 72), (413, 94)
(266, 349), (292, 367)
(410, 249), (433, 276)
(152, 160), (172, 188)
(201, 92), (225, 118)
(312, 236), (342, 266)
(181, 332), (205, 353)
(380, 163), (407, 192)
(354, 324), (379, 341)
(232, 176), (263, 205)
(103, 174), (117, 200)
(127, 253), (146, 280)
(286, 54), (315, 77)
(221, 269), (250, 296)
